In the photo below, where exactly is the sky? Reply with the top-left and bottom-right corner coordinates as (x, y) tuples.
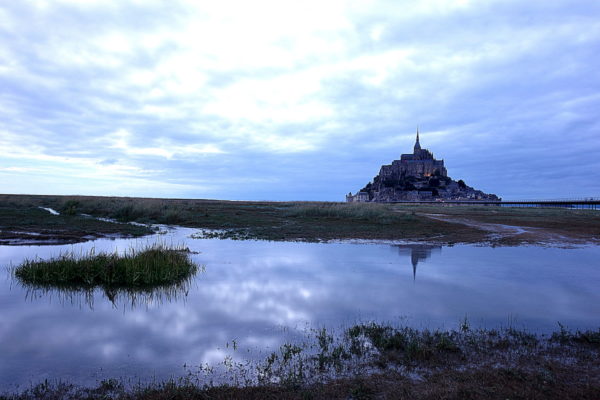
(1, 0), (599, 201)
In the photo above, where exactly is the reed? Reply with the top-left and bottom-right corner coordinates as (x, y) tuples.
(13, 244), (198, 287)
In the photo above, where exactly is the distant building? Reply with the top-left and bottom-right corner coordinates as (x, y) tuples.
(383, 129), (447, 179)
(346, 191), (369, 203)
(346, 129), (500, 202)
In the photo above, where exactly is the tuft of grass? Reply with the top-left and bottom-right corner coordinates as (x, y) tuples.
(345, 323), (461, 364)
(573, 329), (600, 346)
(551, 323), (600, 348)
(13, 244), (198, 288)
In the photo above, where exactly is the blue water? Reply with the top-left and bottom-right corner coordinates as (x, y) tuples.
(1, 228), (599, 390)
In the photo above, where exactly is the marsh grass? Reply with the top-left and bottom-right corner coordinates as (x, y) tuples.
(232, 321), (598, 395)
(345, 323), (461, 364)
(284, 202), (407, 224)
(2, 194), (599, 244)
(13, 244), (198, 288)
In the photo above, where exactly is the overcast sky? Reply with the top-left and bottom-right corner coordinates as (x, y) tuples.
(1, 0), (599, 201)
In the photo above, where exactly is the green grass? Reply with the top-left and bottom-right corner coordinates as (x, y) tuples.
(13, 244), (198, 288)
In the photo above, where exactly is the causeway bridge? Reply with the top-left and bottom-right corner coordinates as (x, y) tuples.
(386, 198), (600, 210)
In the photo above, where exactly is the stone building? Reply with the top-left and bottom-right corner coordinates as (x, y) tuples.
(346, 191), (369, 203)
(380, 129), (447, 180)
(346, 130), (500, 202)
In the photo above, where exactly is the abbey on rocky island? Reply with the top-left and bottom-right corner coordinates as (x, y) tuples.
(347, 130), (500, 202)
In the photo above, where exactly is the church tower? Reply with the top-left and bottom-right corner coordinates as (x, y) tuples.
(413, 128), (421, 153)
(413, 127), (422, 160)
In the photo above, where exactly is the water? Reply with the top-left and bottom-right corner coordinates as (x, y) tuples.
(1, 227), (599, 390)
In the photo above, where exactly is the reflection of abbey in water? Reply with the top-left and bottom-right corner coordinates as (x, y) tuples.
(395, 244), (442, 280)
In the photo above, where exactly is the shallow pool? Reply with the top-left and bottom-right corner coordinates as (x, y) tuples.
(1, 227), (598, 390)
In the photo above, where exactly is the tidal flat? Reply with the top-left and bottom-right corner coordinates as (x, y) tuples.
(1, 194), (599, 398)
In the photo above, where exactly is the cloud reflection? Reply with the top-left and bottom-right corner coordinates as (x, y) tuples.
(1, 230), (600, 389)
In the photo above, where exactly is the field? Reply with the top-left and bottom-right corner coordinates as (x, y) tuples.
(1, 194), (599, 245)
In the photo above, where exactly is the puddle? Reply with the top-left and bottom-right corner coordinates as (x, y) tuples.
(39, 207), (60, 215)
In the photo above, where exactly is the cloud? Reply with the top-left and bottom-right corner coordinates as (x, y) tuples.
(1, 0), (599, 199)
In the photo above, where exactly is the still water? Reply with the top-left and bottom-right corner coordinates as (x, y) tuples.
(1, 227), (599, 390)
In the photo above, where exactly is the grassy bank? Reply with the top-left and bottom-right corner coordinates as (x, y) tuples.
(13, 244), (198, 288)
(2, 323), (599, 399)
(2, 194), (600, 245)
(0, 201), (152, 245)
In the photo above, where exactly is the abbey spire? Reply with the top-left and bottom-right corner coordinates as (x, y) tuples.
(413, 127), (421, 152)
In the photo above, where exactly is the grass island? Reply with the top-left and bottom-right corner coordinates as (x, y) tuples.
(14, 244), (198, 288)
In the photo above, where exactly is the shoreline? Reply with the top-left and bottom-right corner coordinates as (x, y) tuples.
(1, 324), (599, 399)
